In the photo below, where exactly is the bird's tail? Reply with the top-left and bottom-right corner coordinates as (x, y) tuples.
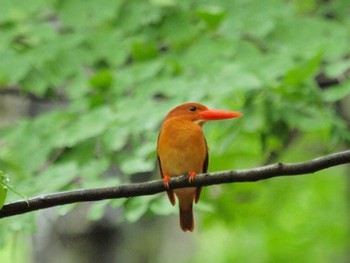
(179, 204), (194, 232)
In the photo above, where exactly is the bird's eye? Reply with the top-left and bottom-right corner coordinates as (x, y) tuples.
(189, 106), (197, 112)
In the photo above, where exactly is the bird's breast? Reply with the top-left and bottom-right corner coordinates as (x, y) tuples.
(157, 120), (207, 177)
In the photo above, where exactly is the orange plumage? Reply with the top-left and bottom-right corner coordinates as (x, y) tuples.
(157, 102), (242, 231)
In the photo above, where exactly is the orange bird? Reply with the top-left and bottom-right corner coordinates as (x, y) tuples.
(157, 102), (242, 231)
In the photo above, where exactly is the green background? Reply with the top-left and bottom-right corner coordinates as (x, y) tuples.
(0, 0), (350, 262)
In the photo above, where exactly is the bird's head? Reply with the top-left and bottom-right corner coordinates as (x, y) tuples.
(164, 102), (243, 126)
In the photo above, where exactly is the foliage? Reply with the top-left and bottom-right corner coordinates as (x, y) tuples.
(0, 171), (8, 209)
(1, 0), (350, 262)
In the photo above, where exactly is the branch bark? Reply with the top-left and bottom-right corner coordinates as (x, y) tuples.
(1, 150), (350, 219)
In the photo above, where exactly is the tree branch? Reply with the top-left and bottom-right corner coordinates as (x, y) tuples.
(1, 150), (350, 219)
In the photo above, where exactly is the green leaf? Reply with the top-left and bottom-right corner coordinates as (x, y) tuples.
(79, 158), (110, 183)
(58, 0), (123, 27)
(0, 171), (26, 201)
(87, 200), (110, 221)
(322, 80), (350, 102)
(38, 162), (79, 192)
(115, 60), (163, 86)
(294, 0), (318, 14)
(120, 157), (154, 175)
(0, 186), (7, 209)
(102, 127), (129, 152)
(119, 141), (155, 174)
(89, 70), (114, 90)
(131, 39), (158, 61)
(284, 52), (323, 85)
(87, 30), (129, 67)
(64, 73), (89, 99)
(0, 171), (8, 209)
(124, 196), (153, 223)
(149, 197), (176, 216)
(21, 69), (48, 96)
(150, 0), (176, 7)
(55, 106), (116, 147)
(117, 1), (163, 33)
(0, 51), (31, 84)
(325, 59), (350, 78)
(159, 12), (198, 48)
(197, 5), (226, 29)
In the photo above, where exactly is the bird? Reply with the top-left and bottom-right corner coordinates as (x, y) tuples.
(157, 102), (242, 231)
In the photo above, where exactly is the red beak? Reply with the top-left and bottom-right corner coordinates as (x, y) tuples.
(199, 109), (243, 120)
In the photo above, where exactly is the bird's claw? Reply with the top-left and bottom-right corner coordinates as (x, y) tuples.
(163, 175), (170, 189)
(188, 171), (196, 183)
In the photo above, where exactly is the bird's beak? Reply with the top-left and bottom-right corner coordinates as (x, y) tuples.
(199, 109), (243, 121)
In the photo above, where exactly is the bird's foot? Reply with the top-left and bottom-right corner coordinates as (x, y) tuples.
(163, 175), (170, 189)
(188, 171), (196, 183)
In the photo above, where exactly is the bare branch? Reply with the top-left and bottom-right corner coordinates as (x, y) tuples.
(1, 150), (350, 219)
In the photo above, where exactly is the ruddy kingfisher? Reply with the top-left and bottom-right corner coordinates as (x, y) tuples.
(157, 102), (242, 231)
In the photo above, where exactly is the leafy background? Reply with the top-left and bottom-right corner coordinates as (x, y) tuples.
(1, 0), (350, 262)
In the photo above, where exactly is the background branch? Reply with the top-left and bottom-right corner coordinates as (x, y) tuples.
(1, 150), (350, 219)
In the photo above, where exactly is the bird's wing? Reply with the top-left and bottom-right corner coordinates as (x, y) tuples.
(203, 139), (209, 173)
(157, 155), (176, 206)
(195, 139), (209, 203)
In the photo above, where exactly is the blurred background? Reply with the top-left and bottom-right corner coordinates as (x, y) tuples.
(0, 0), (350, 262)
